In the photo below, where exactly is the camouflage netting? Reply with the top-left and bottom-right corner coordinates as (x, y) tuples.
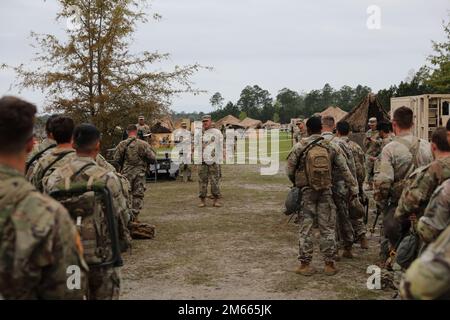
(341, 94), (390, 150)
(341, 94), (390, 133)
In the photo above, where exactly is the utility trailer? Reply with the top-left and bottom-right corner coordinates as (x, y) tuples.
(391, 94), (450, 140)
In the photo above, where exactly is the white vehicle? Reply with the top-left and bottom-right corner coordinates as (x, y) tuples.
(391, 94), (450, 140)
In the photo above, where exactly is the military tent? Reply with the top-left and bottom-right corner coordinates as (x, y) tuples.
(320, 106), (348, 123)
(262, 120), (281, 129)
(240, 117), (263, 129)
(215, 115), (245, 130)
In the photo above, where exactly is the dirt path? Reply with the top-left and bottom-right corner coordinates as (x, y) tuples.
(120, 163), (394, 299)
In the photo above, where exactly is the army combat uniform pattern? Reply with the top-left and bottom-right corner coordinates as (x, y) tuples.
(400, 222), (450, 300)
(0, 164), (87, 300)
(113, 136), (155, 219)
(323, 132), (358, 249)
(364, 129), (382, 184)
(30, 147), (76, 192)
(198, 128), (222, 199)
(25, 138), (56, 181)
(45, 156), (131, 300)
(286, 134), (358, 264)
(396, 155), (450, 224)
(374, 133), (433, 261)
(417, 179), (450, 244)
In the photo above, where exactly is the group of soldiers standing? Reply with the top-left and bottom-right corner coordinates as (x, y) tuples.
(0, 96), (156, 299)
(1, 93), (449, 300)
(287, 107), (450, 299)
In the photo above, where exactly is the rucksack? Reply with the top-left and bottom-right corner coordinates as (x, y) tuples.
(305, 143), (332, 191)
(49, 163), (123, 268)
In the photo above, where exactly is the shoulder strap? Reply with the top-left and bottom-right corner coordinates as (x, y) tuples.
(296, 137), (324, 170)
(119, 138), (135, 172)
(25, 144), (56, 172)
(39, 151), (75, 184)
(396, 137), (420, 179)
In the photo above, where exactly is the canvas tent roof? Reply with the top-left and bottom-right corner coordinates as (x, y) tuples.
(262, 120), (281, 129)
(240, 117), (263, 129)
(215, 115), (244, 129)
(320, 106), (348, 123)
(340, 94), (390, 133)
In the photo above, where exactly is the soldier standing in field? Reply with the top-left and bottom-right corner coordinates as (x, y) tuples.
(365, 117), (382, 190)
(0, 96), (87, 300)
(374, 107), (433, 266)
(198, 115), (222, 208)
(113, 124), (155, 221)
(293, 118), (306, 143)
(46, 124), (130, 300)
(286, 116), (358, 276)
(321, 116), (359, 258)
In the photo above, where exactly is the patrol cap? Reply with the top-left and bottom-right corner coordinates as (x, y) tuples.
(138, 115), (145, 120)
(181, 121), (187, 127)
(368, 117), (377, 124)
(202, 115), (211, 122)
(296, 118), (304, 125)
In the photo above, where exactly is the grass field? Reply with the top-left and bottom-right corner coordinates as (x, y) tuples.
(120, 162), (394, 299)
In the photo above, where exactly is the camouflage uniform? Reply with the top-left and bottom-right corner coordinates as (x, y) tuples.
(396, 156), (450, 224)
(339, 136), (368, 240)
(198, 128), (222, 199)
(30, 147), (76, 192)
(286, 134), (358, 264)
(25, 138), (56, 181)
(96, 154), (132, 224)
(46, 156), (131, 300)
(417, 179), (450, 244)
(400, 223), (450, 300)
(374, 133), (433, 261)
(364, 129), (382, 184)
(136, 123), (151, 136)
(323, 132), (357, 249)
(0, 164), (87, 299)
(373, 134), (394, 175)
(113, 136), (155, 219)
(293, 130), (306, 144)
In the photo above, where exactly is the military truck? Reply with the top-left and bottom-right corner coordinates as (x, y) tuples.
(391, 94), (450, 140)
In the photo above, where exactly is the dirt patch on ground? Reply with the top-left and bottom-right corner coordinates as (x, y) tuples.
(120, 163), (395, 299)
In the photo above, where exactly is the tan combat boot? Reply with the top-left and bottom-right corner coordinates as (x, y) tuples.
(198, 198), (206, 208)
(295, 262), (316, 276)
(342, 247), (353, 259)
(324, 261), (338, 276)
(213, 198), (222, 207)
(360, 235), (369, 249)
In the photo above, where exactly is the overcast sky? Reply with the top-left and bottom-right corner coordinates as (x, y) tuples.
(0, 0), (449, 113)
